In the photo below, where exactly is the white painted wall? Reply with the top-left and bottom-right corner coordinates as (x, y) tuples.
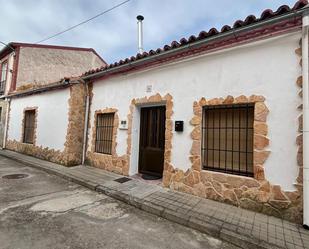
(89, 32), (301, 191)
(8, 89), (70, 151)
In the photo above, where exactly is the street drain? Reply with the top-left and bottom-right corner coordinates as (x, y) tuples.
(114, 177), (132, 184)
(2, 174), (29, 179)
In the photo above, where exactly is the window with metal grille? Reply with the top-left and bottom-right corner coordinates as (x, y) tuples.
(95, 113), (114, 154)
(202, 104), (254, 177)
(23, 110), (36, 144)
(0, 61), (8, 95)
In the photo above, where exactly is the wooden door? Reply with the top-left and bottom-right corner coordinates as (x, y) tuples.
(139, 106), (166, 177)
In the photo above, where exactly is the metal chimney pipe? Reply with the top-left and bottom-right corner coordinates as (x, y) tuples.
(137, 15), (144, 54)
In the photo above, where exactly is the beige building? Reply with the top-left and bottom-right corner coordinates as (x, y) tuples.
(0, 42), (106, 147)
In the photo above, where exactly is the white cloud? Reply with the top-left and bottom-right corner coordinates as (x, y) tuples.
(0, 0), (298, 63)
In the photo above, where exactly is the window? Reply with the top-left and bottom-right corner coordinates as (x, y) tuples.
(95, 113), (114, 154)
(202, 104), (254, 177)
(0, 61), (8, 94)
(23, 110), (36, 144)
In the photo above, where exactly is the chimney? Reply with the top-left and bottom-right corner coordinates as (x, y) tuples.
(136, 15), (144, 54)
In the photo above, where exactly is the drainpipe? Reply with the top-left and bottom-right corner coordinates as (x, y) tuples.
(302, 10), (309, 230)
(82, 82), (90, 165)
(2, 98), (11, 149)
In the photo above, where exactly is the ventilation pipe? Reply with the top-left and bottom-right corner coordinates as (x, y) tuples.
(137, 15), (144, 54)
(302, 10), (309, 230)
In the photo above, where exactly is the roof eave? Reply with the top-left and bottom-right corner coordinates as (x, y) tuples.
(82, 5), (308, 81)
(4, 80), (72, 99)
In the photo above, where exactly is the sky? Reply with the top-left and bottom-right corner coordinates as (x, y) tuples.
(0, 0), (299, 63)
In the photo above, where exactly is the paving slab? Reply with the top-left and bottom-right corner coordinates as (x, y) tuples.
(1, 149), (309, 249)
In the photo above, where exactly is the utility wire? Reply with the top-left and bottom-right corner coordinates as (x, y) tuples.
(0, 41), (15, 51)
(35, 0), (132, 44)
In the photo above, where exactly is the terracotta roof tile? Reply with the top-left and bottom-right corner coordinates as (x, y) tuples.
(82, 0), (308, 77)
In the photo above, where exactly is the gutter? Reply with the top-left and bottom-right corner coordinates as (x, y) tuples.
(302, 10), (309, 230)
(5, 79), (71, 99)
(82, 82), (90, 165)
(82, 7), (308, 81)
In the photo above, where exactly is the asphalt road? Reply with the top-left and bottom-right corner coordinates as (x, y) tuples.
(0, 156), (239, 249)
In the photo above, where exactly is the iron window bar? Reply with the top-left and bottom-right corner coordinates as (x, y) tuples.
(95, 113), (114, 155)
(202, 103), (254, 177)
(0, 80), (6, 95)
(23, 110), (36, 144)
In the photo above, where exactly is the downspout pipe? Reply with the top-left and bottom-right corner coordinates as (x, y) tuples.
(2, 98), (11, 149)
(302, 11), (309, 229)
(82, 82), (90, 165)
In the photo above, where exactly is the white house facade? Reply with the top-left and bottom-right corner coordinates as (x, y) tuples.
(4, 0), (309, 225)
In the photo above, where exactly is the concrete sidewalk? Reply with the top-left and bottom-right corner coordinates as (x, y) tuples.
(0, 149), (308, 249)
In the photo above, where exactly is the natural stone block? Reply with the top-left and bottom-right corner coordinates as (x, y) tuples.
(200, 171), (212, 183)
(297, 145), (303, 166)
(271, 185), (288, 201)
(223, 95), (234, 104)
(222, 189), (238, 205)
(234, 95), (248, 103)
(184, 170), (199, 187)
(256, 191), (270, 203)
(207, 98), (223, 105)
(173, 170), (184, 182)
(269, 199), (291, 210)
(205, 187), (224, 201)
(198, 97), (207, 106)
(193, 101), (202, 115)
(259, 181), (271, 192)
(254, 102), (269, 122)
(254, 121), (268, 136)
(249, 95), (265, 102)
(254, 165), (265, 180)
(254, 134), (269, 150)
(166, 119), (173, 131)
(296, 167), (303, 184)
(212, 180), (223, 194)
(211, 172), (228, 183)
(163, 93), (173, 102)
(296, 76), (303, 88)
(190, 116), (201, 126)
(162, 171), (172, 187)
(190, 140), (201, 156)
(191, 126), (201, 140)
(239, 198), (263, 212)
(295, 47), (302, 56)
(148, 93), (162, 103)
(191, 157), (201, 171)
(193, 182), (206, 198)
(298, 114), (303, 132)
(254, 150), (270, 165)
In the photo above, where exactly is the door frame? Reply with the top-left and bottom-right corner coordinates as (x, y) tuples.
(138, 105), (166, 177)
(128, 94), (173, 187)
(129, 102), (166, 176)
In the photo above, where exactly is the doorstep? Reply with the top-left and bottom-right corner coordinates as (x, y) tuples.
(0, 149), (308, 249)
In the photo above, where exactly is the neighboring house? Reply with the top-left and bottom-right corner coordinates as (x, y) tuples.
(0, 42), (106, 147)
(4, 0), (309, 227)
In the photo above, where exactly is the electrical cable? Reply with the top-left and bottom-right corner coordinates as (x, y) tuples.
(35, 0), (131, 44)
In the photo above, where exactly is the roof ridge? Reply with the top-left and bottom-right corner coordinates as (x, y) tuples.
(82, 0), (308, 77)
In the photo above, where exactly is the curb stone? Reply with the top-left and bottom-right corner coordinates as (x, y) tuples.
(0, 150), (291, 249)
